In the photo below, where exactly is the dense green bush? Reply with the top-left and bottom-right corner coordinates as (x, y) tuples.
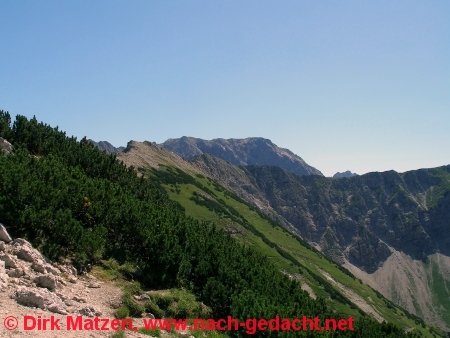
(146, 289), (212, 319)
(114, 307), (130, 319)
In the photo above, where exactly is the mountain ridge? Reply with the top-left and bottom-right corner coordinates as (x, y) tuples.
(161, 136), (323, 177)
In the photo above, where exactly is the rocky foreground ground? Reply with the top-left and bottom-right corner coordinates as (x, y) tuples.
(0, 224), (164, 338)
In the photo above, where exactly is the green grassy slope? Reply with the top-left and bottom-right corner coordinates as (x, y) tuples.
(148, 166), (443, 338)
(428, 257), (450, 329)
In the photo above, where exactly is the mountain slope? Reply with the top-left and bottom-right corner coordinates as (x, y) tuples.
(188, 153), (295, 230)
(130, 135), (450, 333)
(161, 137), (323, 177)
(346, 251), (450, 331)
(117, 140), (202, 176)
(242, 165), (450, 331)
(243, 165), (450, 268)
(116, 141), (442, 337)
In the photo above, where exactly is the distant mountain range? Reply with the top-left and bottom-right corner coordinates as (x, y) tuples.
(240, 165), (450, 330)
(90, 136), (450, 332)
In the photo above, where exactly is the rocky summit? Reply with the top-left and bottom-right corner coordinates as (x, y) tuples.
(333, 171), (358, 179)
(161, 137), (323, 177)
(88, 140), (124, 154)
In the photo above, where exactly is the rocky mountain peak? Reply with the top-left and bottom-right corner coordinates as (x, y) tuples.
(333, 170), (358, 179)
(161, 137), (323, 177)
(88, 140), (125, 154)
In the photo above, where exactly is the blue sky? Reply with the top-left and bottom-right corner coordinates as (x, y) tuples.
(1, 1), (449, 176)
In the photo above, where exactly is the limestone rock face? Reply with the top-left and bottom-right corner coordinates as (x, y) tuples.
(14, 286), (67, 314)
(6, 268), (25, 278)
(89, 140), (124, 154)
(0, 137), (13, 154)
(333, 170), (358, 179)
(0, 253), (19, 268)
(0, 260), (8, 289)
(0, 222), (119, 330)
(14, 239), (45, 264)
(0, 224), (76, 313)
(162, 137), (323, 177)
(34, 274), (58, 291)
(32, 260), (47, 273)
(0, 224), (12, 243)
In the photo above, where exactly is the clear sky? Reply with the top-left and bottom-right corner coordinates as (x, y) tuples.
(1, 1), (449, 176)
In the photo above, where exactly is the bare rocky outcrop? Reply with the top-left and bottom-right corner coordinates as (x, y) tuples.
(34, 274), (58, 290)
(0, 137), (13, 154)
(14, 286), (68, 314)
(0, 223), (13, 242)
(333, 170), (358, 179)
(89, 140), (124, 154)
(0, 225), (166, 337)
(0, 224), (110, 318)
(0, 252), (19, 268)
(14, 238), (46, 262)
(32, 260), (47, 273)
(0, 226), (71, 315)
(6, 267), (25, 278)
(0, 260), (8, 289)
(344, 251), (450, 332)
(162, 137), (323, 177)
